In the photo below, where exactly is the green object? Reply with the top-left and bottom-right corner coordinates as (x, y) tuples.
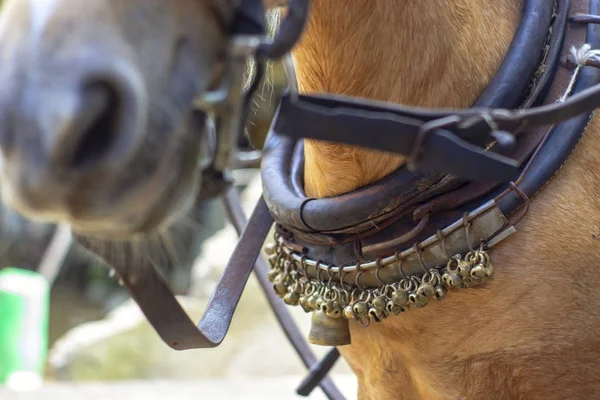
(0, 268), (50, 389)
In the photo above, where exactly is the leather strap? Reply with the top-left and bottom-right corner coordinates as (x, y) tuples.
(223, 189), (344, 400)
(498, 0), (600, 218)
(296, 348), (341, 396)
(256, 0), (311, 59)
(473, 0), (557, 108)
(232, 0), (267, 35)
(272, 94), (522, 181)
(76, 191), (272, 349)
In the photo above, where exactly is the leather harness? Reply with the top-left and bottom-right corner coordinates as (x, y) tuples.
(79, 0), (600, 399)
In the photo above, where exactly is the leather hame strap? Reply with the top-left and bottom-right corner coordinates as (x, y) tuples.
(273, 94), (521, 182)
(272, 73), (600, 182)
(271, 48), (600, 184)
(232, 0), (311, 59)
(231, 0), (267, 35)
(77, 192), (273, 350)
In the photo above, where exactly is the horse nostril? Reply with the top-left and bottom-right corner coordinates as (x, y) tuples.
(44, 62), (145, 174)
(68, 82), (120, 169)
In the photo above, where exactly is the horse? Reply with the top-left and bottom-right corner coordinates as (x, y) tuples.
(0, 0), (600, 399)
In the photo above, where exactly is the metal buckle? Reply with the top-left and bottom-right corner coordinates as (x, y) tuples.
(195, 35), (263, 174)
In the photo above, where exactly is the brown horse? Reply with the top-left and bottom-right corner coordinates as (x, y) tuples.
(0, 1), (600, 399)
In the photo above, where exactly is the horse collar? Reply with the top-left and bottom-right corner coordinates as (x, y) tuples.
(262, 0), (600, 348)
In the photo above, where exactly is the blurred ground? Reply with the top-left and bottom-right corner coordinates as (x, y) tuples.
(0, 377), (358, 400)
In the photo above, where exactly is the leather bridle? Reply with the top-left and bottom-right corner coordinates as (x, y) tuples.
(86, 0), (600, 399)
(194, 0), (311, 200)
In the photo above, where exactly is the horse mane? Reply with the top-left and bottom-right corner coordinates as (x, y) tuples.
(244, 8), (283, 92)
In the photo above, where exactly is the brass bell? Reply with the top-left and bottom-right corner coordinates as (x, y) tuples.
(442, 272), (462, 288)
(273, 279), (288, 296)
(458, 259), (473, 278)
(372, 296), (387, 313)
(284, 291), (300, 306)
(306, 294), (319, 310)
(353, 301), (369, 317)
(299, 296), (312, 313)
(409, 292), (430, 308)
(264, 242), (277, 255)
(469, 260), (484, 276)
(485, 262), (494, 277)
(386, 300), (406, 315)
(308, 310), (351, 346)
(267, 269), (279, 282)
(434, 285), (447, 300)
(392, 289), (409, 307)
(416, 282), (435, 299)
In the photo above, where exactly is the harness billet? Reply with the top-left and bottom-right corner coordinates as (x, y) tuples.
(90, 0), (600, 399)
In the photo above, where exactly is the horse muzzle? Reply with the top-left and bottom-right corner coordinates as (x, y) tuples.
(0, 48), (153, 232)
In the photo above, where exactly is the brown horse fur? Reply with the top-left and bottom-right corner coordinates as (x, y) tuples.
(0, 0), (600, 399)
(291, 1), (600, 399)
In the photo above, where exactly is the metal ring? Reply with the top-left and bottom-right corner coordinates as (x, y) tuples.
(569, 13), (600, 24)
(315, 261), (324, 282)
(326, 264), (335, 288)
(436, 230), (451, 259)
(462, 212), (475, 252)
(354, 262), (366, 292)
(407, 116), (462, 170)
(480, 111), (500, 132)
(407, 276), (419, 292)
(374, 257), (385, 286)
(299, 255), (308, 279)
(396, 254), (408, 281)
(275, 251), (286, 269)
(283, 252), (293, 273)
(413, 243), (429, 274)
(358, 316), (371, 328)
(282, 54), (299, 96)
(339, 264), (348, 292)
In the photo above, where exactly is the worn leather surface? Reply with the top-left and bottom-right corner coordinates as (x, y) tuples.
(262, 135), (448, 235)
(498, 0), (600, 217)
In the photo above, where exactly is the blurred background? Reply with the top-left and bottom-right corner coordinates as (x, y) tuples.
(0, 53), (356, 400)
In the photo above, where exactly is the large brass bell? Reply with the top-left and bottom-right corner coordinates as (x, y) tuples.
(308, 310), (351, 346)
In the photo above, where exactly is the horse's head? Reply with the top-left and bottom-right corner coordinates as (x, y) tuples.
(0, 0), (283, 238)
